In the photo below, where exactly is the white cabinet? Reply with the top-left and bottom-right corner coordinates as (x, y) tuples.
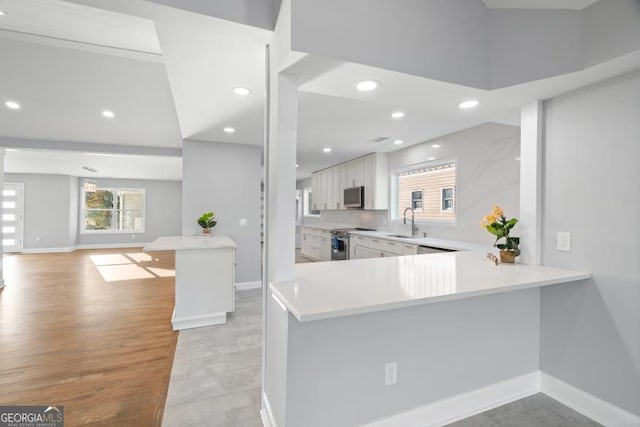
(352, 245), (369, 259)
(364, 153), (389, 210)
(345, 157), (366, 188)
(312, 153), (388, 211)
(403, 243), (418, 255)
(301, 227), (332, 261)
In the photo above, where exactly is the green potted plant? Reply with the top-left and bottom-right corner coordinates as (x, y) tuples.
(197, 212), (217, 235)
(481, 205), (520, 263)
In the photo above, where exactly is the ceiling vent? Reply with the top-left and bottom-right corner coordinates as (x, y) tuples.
(367, 136), (390, 144)
(82, 166), (98, 173)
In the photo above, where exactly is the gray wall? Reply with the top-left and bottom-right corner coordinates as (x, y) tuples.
(182, 140), (262, 283)
(5, 174), (77, 249)
(76, 177), (182, 246)
(5, 173), (181, 250)
(388, 122), (520, 244)
(285, 289), (540, 426)
(540, 71), (640, 416)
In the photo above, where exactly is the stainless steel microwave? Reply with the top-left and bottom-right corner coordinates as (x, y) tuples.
(344, 186), (364, 208)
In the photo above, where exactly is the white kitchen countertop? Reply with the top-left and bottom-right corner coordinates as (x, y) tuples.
(271, 250), (590, 322)
(144, 235), (236, 251)
(349, 230), (490, 251)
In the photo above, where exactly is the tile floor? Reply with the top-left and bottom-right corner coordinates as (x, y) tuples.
(162, 288), (600, 427)
(446, 393), (601, 426)
(162, 289), (263, 427)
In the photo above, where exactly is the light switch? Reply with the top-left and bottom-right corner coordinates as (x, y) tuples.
(239, 218), (248, 227)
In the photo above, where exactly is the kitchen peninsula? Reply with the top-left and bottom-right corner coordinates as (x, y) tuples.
(144, 235), (236, 330)
(263, 250), (590, 427)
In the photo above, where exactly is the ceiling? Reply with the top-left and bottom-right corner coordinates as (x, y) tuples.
(481, 0), (599, 10)
(4, 149), (182, 181)
(0, 0), (636, 182)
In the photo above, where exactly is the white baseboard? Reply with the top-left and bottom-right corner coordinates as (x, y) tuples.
(236, 281), (263, 290)
(22, 246), (76, 254)
(260, 393), (276, 427)
(171, 310), (227, 331)
(541, 372), (640, 427)
(76, 242), (151, 250)
(21, 242), (151, 254)
(365, 372), (540, 427)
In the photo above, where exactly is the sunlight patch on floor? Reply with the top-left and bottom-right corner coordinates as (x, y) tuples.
(89, 252), (175, 282)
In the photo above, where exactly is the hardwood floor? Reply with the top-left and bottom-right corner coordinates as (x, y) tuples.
(0, 248), (178, 426)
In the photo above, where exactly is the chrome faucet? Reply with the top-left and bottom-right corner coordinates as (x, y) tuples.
(403, 207), (417, 236)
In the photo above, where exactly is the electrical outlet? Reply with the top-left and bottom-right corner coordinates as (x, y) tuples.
(131, 234), (136, 240)
(239, 218), (248, 227)
(384, 362), (397, 386)
(557, 232), (571, 252)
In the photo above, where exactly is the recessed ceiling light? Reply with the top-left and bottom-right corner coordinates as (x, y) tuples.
(102, 110), (115, 118)
(0, 11), (6, 16)
(515, 157), (521, 161)
(323, 147), (332, 153)
(5, 101), (20, 110)
(459, 100), (479, 109)
(431, 144), (441, 148)
(224, 127), (235, 133)
(233, 87), (251, 96)
(356, 80), (379, 91)
(391, 111), (405, 119)
(296, 164), (299, 168)
(393, 140), (404, 145)
(428, 157), (436, 161)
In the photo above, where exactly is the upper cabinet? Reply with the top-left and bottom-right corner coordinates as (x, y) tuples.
(311, 153), (388, 211)
(364, 153), (389, 210)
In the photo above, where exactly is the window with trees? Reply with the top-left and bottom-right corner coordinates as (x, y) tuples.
(82, 188), (145, 233)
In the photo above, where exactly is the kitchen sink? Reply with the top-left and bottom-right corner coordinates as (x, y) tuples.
(386, 234), (421, 239)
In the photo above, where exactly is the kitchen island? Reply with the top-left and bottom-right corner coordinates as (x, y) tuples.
(263, 250), (589, 427)
(144, 235), (236, 330)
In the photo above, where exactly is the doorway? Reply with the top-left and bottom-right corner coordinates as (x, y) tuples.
(3, 183), (24, 253)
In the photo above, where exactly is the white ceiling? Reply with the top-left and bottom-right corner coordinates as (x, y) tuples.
(0, 0), (161, 53)
(0, 0), (636, 182)
(4, 149), (182, 181)
(481, 0), (599, 10)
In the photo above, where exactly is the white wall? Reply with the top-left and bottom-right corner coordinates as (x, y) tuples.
(489, 10), (582, 89)
(76, 177), (182, 246)
(540, 71), (640, 417)
(5, 174), (77, 249)
(291, 0), (490, 89)
(285, 289), (540, 426)
(388, 123), (520, 244)
(182, 140), (262, 283)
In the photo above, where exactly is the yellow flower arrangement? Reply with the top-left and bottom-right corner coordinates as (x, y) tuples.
(481, 205), (520, 257)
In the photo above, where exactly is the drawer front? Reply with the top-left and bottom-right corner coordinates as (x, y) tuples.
(369, 238), (402, 255)
(403, 244), (418, 255)
(370, 249), (400, 258)
(352, 235), (369, 247)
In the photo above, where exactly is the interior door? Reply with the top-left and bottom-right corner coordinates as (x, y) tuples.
(3, 183), (24, 253)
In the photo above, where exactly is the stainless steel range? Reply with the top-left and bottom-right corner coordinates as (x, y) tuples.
(330, 228), (376, 261)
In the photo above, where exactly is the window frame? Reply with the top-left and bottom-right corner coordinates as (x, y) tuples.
(389, 157), (457, 225)
(80, 186), (146, 234)
(440, 186), (455, 213)
(410, 189), (424, 212)
(303, 187), (320, 217)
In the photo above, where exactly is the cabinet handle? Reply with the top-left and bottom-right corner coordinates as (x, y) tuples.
(337, 202), (339, 209)
(381, 252), (385, 257)
(387, 242), (396, 246)
(324, 203), (327, 210)
(314, 204), (317, 210)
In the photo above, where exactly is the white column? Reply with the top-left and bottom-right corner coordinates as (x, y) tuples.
(265, 74), (297, 284)
(519, 101), (543, 265)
